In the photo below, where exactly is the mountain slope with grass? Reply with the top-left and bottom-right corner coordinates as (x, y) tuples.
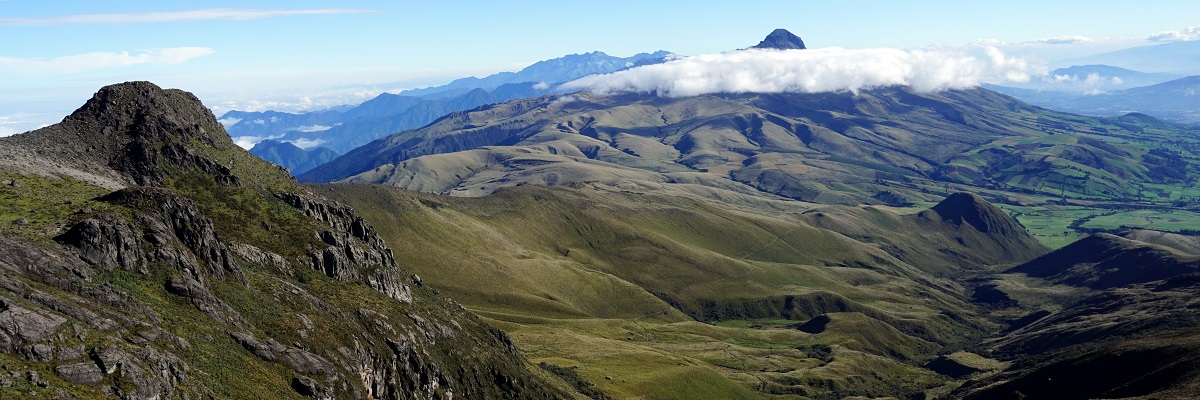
(322, 182), (1051, 399)
(961, 233), (1200, 399)
(301, 83), (1199, 208)
(0, 82), (572, 399)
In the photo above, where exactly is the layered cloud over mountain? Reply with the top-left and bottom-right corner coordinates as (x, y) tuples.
(563, 46), (1041, 97)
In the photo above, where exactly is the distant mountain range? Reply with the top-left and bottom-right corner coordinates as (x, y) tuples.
(299, 84), (1193, 207)
(1064, 40), (1200, 75)
(223, 50), (675, 158)
(1001, 64), (1180, 93)
(400, 50), (673, 98)
(989, 74), (1200, 124)
(248, 139), (338, 175)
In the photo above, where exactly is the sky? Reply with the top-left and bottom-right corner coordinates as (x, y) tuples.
(2, 0), (1199, 136)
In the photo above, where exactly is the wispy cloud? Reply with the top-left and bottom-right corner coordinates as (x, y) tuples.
(1148, 26), (1200, 42)
(0, 113), (55, 137)
(0, 47), (214, 74)
(563, 47), (1040, 97)
(974, 36), (1094, 46)
(1025, 36), (1094, 45)
(286, 138), (328, 150)
(0, 8), (375, 26)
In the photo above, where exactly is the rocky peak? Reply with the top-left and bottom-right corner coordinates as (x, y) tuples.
(67, 82), (224, 143)
(1, 81), (242, 188)
(752, 29), (807, 50)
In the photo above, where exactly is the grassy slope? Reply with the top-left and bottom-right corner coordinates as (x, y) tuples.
(325, 183), (1020, 399)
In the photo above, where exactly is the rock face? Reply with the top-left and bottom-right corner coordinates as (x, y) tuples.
(752, 28), (807, 50)
(278, 191), (414, 303)
(0, 82), (568, 399)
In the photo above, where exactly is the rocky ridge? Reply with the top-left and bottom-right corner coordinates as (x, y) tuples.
(0, 82), (569, 399)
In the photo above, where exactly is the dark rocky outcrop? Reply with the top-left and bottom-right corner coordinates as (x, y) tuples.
(278, 191), (415, 303)
(751, 29), (807, 50)
(1, 81), (241, 188)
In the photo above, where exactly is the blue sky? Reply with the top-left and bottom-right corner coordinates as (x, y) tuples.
(2, 0), (1199, 135)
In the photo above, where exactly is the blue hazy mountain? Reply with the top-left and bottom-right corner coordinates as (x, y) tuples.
(998, 64), (1180, 93)
(399, 50), (673, 98)
(1064, 40), (1200, 75)
(248, 139), (340, 174)
(988, 75), (1200, 124)
(222, 49), (675, 169)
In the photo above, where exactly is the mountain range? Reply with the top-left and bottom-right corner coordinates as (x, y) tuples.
(989, 75), (1200, 125)
(222, 50), (674, 156)
(248, 140), (338, 175)
(299, 83), (1196, 208)
(1065, 40), (1200, 75)
(999, 64), (1180, 93)
(5, 29), (1200, 400)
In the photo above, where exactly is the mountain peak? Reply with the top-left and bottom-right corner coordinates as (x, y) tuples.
(752, 29), (807, 50)
(928, 192), (1020, 235)
(1, 81), (245, 188)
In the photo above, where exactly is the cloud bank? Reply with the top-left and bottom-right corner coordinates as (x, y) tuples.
(1148, 26), (1200, 42)
(562, 47), (1040, 97)
(0, 47), (215, 74)
(0, 8), (375, 26)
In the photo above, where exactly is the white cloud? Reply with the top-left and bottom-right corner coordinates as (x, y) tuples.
(217, 117), (242, 128)
(233, 135), (282, 149)
(0, 113), (58, 136)
(563, 47), (1041, 97)
(0, 47), (215, 74)
(289, 125), (332, 132)
(1148, 26), (1200, 42)
(0, 8), (375, 26)
(532, 82), (550, 90)
(973, 36), (1094, 46)
(207, 85), (404, 116)
(285, 138), (328, 150)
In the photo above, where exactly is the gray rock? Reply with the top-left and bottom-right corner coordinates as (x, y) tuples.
(20, 343), (54, 361)
(58, 344), (86, 361)
(55, 362), (105, 385)
(55, 216), (144, 272)
(0, 306), (67, 344)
